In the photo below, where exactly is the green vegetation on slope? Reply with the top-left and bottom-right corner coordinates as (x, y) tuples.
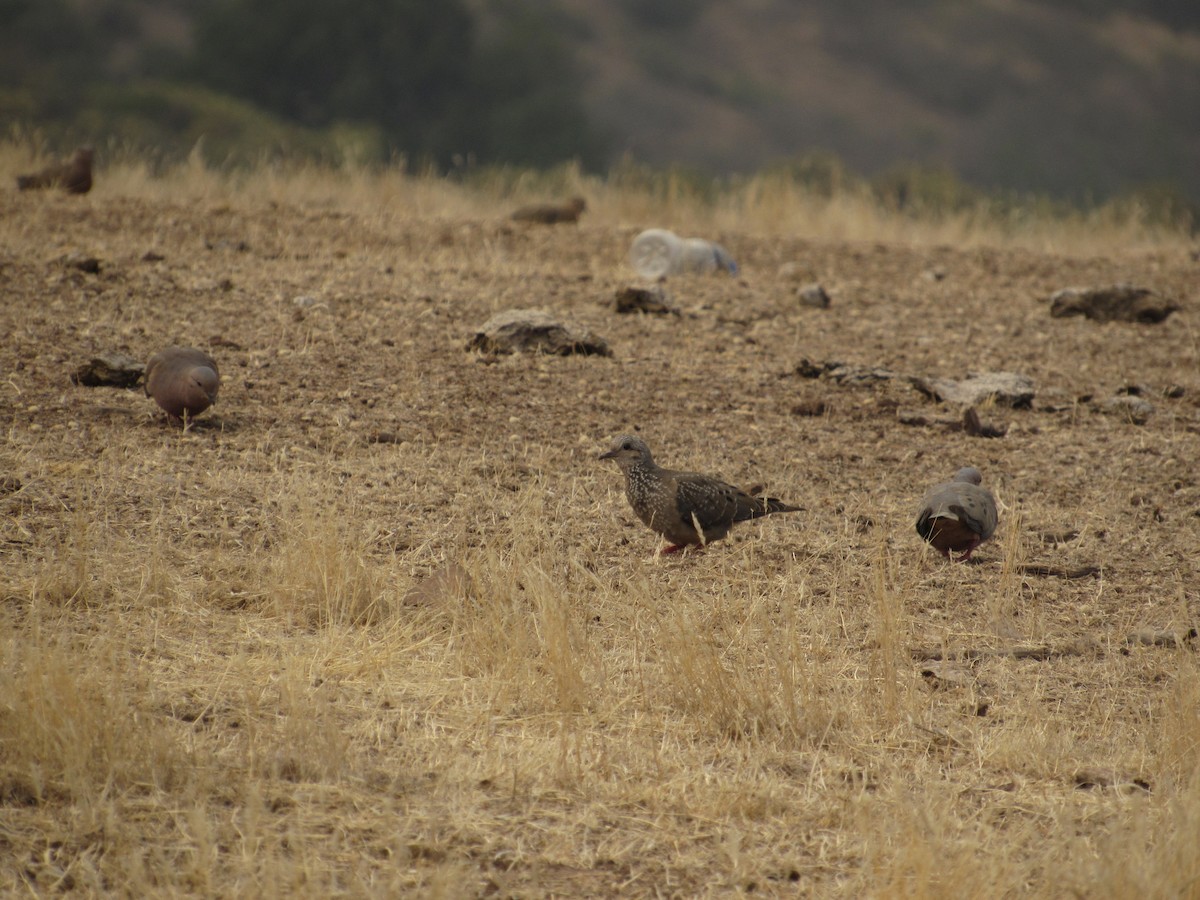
(1, 0), (1199, 205)
(0, 0), (605, 169)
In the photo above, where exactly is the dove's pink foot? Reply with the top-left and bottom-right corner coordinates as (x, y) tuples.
(953, 538), (982, 562)
(656, 543), (706, 557)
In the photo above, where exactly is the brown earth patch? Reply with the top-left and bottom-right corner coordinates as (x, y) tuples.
(1, 186), (1198, 895)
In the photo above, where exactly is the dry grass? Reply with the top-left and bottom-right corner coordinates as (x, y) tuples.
(1, 144), (1199, 895)
(4, 139), (1192, 254)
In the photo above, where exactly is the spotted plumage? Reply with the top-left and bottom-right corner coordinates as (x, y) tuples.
(599, 434), (800, 553)
(915, 466), (999, 561)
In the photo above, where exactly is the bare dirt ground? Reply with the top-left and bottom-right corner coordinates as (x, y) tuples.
(1, 179), (1199, 896)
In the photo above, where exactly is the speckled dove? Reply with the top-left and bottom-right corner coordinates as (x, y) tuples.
(144, 347), (220, 424)
(510, 196), (586, 224)
(915, 466), (998, 561)
(600, 434), (800, 553)
(17, 147), (93, 194)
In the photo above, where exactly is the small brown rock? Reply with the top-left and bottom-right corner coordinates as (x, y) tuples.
(791, 399), (828, 417)
(614, 285), (679, 315)
(64, 253), (101, 274)
(366, 431), (402, 445)
(962, 406), (1007, 438)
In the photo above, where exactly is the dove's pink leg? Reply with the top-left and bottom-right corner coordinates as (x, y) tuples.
(954, 538), (982, 562)
(656, 543), (708, 556)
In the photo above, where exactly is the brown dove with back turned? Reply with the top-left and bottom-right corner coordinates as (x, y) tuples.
(16, 147), (94, 194)
(915, 466), (998, 561)
(600, 435), (800, 554)
(144, 347), (220, 425)
(510, 196), (586, 224)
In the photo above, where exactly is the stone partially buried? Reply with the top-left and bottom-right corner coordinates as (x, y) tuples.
(915, 371), (1035, 408)
(70, 352), (145, 388)
(1049, 284), (1179, 324)
(468, 308), (611, 356)
(614, 285), (679, 316)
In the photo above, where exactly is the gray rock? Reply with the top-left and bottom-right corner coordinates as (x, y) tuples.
(795, 359), (1033, 410)
(468, 308), (611, 357)
(1049, 284), (1179, 324)
(1101, 395), (1153, 424)
(797, 283), (832, 309)
(915, 372), (1035, 408)
(794, 358), (904, 386)
(70, 352), (145, 388)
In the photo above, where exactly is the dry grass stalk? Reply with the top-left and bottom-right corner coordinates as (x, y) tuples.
(1, 140), (1198, 894)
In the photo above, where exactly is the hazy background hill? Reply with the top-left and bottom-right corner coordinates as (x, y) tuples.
(558, 0), (1200, 203)
(2, 0), (1199, 205)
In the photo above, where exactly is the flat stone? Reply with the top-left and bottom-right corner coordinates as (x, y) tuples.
(70, 352), (145, 388)
(468, 308), (611, 357)
(1049, 284), (1179, 324)
(1100, 394), (1153, 424)
(914, 371), (1035, 408)
(793, 358), (904, 386)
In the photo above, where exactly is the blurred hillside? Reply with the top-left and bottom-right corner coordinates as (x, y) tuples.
(1, 0), (1198, 204)
(559, 0), (1200, 203)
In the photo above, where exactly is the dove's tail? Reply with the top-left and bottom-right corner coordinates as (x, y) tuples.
(737, 496), (802, 522)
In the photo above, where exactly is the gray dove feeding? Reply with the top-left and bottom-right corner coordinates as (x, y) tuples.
(600, 435), (800, 553)
(144, 347), (220, 425)
(915, 466), (998, 561)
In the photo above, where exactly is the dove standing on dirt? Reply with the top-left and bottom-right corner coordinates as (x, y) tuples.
(510, 196), (586, 224)
(144, 347), (220, 425)
(16, 147), (94, 195)
(599, 434), (800, 554)
(915, 466), (998, 561)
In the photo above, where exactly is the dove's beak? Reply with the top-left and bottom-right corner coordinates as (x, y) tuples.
(598, 449), (617, 460)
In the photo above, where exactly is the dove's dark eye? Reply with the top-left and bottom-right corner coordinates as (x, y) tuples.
(622, 441), (633, 450)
